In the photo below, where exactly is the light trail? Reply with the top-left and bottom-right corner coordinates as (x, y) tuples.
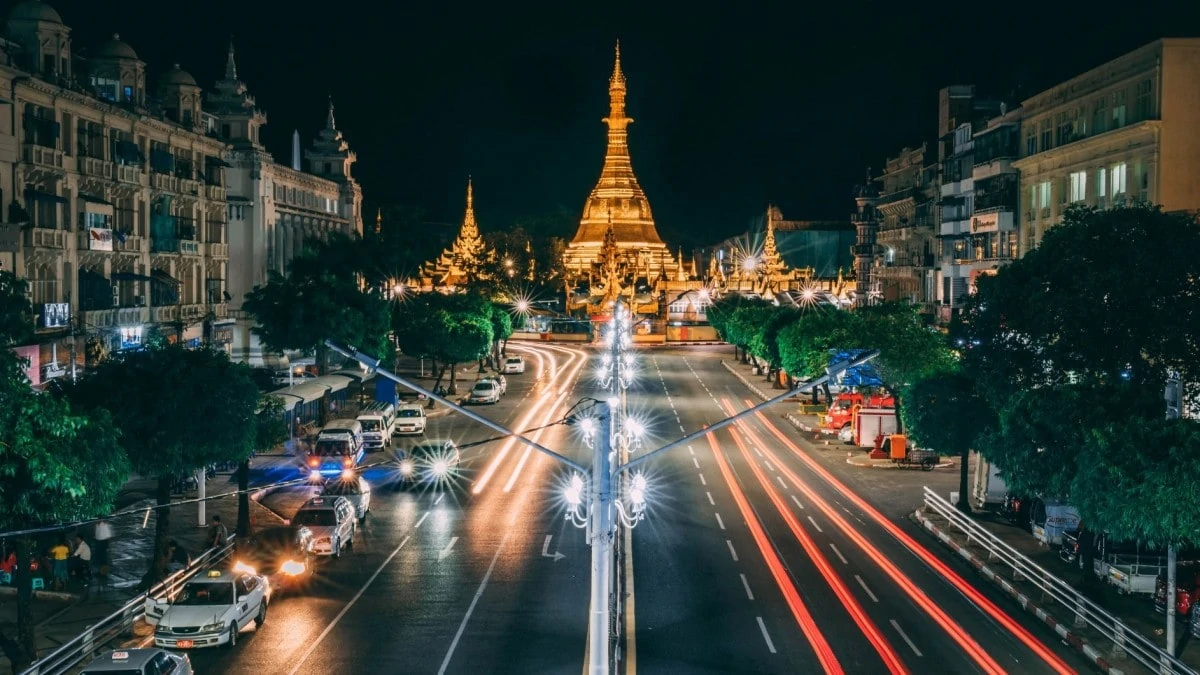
(723, 421), (907, 674)
(740, 400), (1077, 675)
(706, 433), (844, 675)
(503, 389), (569, 492)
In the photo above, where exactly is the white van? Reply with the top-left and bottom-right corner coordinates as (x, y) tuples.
(394, 404), (427, 435)
(356, 402), (395, 450)
(306, 419), (364, 476)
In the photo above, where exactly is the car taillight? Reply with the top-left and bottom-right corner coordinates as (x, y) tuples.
(307, 458), (318, 467)
(343, 457), (353, 467)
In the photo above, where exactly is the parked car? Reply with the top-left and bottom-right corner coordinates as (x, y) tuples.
(321, 475), (372, 521)
(468, 381), (501, 404)
(81, 649), (192, 675)
(502, 356), (526, 374)
(482, 374), (507, 395)
(146, 568), (270, 649)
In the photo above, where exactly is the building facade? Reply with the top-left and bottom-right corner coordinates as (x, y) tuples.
(1, 1), (232, 385)
(210, 44), (364, 365)
(870, 145), (938, 308)
(1013, 39), (1200, 253)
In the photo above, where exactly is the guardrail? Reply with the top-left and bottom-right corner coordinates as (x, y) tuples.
(21, 536), (237, 675)
(922, 487), (1191, 674)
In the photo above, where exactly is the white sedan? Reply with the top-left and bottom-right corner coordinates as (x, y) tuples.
(320, 475), (372, 521)
(146, 568), (270, 649)
(468, 381), (501, 404)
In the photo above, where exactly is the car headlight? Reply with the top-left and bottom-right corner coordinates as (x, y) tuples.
(432, 459), (449, 476)
(399, 459), (415, 475)
(201, 622), (225, 632)
(280, 559), (306, 576)
(155, 626), (172, 634)
(232, 561), (256, 575)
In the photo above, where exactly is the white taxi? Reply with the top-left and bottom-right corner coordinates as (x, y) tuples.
(146, 567), (270, 649)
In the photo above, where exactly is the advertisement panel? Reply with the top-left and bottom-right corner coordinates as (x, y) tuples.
(13, 345), (39, 387)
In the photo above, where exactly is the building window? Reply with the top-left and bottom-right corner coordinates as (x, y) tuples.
(1135, 79), (1153, 121)
(1069, 171), (1087, 202)
(1039, 119), (1053, 152)
(1038, 181), (1051, 210)
(1092, 98), (1108, 135)
(1112, 91), (1127, 128)
(1139, 164), (1150, 202)
(1025, 127), (1037, 156)
(221, 124), (231, 139)
(1111, 162), (1127, 196)
(1055, 112), (1073, 146)
(1096, 167), (1107, 200)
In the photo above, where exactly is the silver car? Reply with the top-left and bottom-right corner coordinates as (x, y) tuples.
(82, 649), (192, 674)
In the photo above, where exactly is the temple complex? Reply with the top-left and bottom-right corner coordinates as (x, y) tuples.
(564, 43), (684, 316)
(415, 179), (493, 291)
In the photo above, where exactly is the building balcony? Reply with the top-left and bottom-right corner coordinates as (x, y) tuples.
(151, 172), (180, 193)
(151, 238), (201, 255)
(77, 228), (114, 252)
(84, 306), (148, 328)
(116, 164), (141, 184)
(179, 178), (202, 197)
(23, 145), (64, 172)
(151, 305), (178, 323)
(179, 303), (208, 321)
(114, 234), (145, 254)
(78, 156), (115, 179)
(24, 227), (67, 249)
(205, 184), (226, 201)
(208, 242), (228, 258)
(212, 303), (228, 319)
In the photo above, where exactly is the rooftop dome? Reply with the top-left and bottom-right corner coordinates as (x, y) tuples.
(8, 0), (62, 24)
(94, 33), (138, 60)
(161, 64), (197, 87)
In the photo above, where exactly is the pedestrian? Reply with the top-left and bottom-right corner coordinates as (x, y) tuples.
(93, 518), (113, 574)
(70, 535), (91, 582)
(48, 537), (70, 590)
(208, 515), (228, 549)
(165, 540), (190, 573)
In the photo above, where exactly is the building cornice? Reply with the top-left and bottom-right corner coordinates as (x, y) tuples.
(1012, 120), (1160, 173)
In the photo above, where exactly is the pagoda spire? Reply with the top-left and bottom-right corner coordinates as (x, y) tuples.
(763, 205), (784, 274)
(374, 208), (382, 236)
(225, 38), (237, 80)
(462, 176), (477, 238)
(326, 95), (336, 130)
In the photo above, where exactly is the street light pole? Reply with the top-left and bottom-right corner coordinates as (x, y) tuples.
(1165, 370), (1183, 655)
(589, 401), (614, 675)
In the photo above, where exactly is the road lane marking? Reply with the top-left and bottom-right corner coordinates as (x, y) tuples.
(624, 508), (637, 674)
(806, 515), (823, 533)
(740, 573), (755, 600)
(692, 457), (700, 469)
(829, 543), (848, 565)
(776, 476), (788, 490)
(753, 447), (763, 458)
(791, 495), (804, 509)
(679, 424), (686, 432)
(706, 491), (715, 506)
(756, 617), (777, 654)
(726, 539), (739, 561)
(435, 493), (444, 505)
(855, 575), (879, 602)
(698, 473), (707, 486)
(415, 512), (429, 529)
(715, 513), (725, 530)
(541, 535), (565, 561)
(438, 537), (459, 561)
(891, 620), (923, 657)
(764, 460), (774, 472)
(439, 529), (509, 674)
(688, 446), (695, 455)
(285, 535), (412, 675)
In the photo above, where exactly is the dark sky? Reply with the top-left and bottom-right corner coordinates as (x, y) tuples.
(37, 0), (1200, 246)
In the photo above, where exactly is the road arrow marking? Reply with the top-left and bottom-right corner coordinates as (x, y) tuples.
(438, 537), (459, 561)
(541, 534), (565, 562)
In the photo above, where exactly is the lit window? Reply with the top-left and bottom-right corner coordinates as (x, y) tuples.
(1069, 171), (1087, 202)
(1097, 167), (1107, 198)
(1111, 163), (1127, 195)
(1038, 181), (1051, 209)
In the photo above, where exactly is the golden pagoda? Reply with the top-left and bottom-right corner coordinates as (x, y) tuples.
(563, 42), (678, 280)
(417, 178), (493, 291)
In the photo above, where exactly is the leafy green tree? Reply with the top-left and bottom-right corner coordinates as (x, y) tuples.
(706, 295), (744, 358)
(63, 345), (260, 582)
(0, 352), (127, 670)
(236, 395), (289, 537)
(243, 234), (392, 378)
(717, 299), (773, 364)
(748, 307), (801, 387)
(0, 271), (33, 346)
(489, 302), (514, 365)
(902, 372), (996, 512)
(777, 309), (864, 403)
(393, 293), (493, 394)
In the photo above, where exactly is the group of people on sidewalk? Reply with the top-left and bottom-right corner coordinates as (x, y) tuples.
(0, 519), (113, 591)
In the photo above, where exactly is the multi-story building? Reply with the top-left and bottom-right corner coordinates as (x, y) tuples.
(870, 144), (938, 308)
(1, 1), (231, 385)
(208, 43), (364, 366)
(1014, 38), (1200, 253)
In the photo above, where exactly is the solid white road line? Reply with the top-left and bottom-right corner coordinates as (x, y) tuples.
(891, 619), (923, 657)
(439, 531), (510, 674)
(726, 539), (739, 562)
(806, 515), (823, 533)
(791, 495), (804, 510)
(854, 574), (879, 603)
(286, 535), (412, 675)
(756, 617), (777, 654)
(706, 491), (715, 506)
(715, 513), (726, 530)
(829, 543), (848, 565)
(740, 573), (755, 600)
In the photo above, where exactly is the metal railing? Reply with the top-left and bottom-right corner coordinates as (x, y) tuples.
(21, 536), (237, 675)
(921, 487), (1191, 674)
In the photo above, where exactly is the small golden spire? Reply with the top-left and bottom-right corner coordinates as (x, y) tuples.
(374, 207), (382, 236)
(610, 40), (626, 91)
(462, 176), (477, 237)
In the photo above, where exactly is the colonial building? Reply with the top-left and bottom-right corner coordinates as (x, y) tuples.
(870, 144), (938, 308)
(0, 0), (232, 385)
(564, 43), (681, 317)
(1013, 39), (1200, 253)
(212, 43), (364, 365)
(415, 178), (493, 291)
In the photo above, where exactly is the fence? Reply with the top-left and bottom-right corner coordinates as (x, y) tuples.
(921, 487), (1192, 675)
(20, 536), (237, 675)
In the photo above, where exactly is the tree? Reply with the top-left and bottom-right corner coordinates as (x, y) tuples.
(489, 302), (514, 365)
(0, 351), (127, 670)
(777, 309), (864, 403)
(0, 271), (33, 346)
(902, 372), (997, 512)
(748, 307), (801, 387)
(393, 293), (493, 394)
(722, 299), (774, 364)
(243, 234), (393, 378)
(63, 345), (260, 583)
(236, 395), (289, 538)
(706, 295), (745, 359)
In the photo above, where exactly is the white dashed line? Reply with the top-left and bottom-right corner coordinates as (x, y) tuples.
(415, 512), (429, 529)
(756, 617), (777, 654)
(715, 512), (725, 530)
(679, 424), (686, 432)
(775, 476), (787, 490)
(435, 493), (444, 505)
(699, 473), (707, 486)
(891, 620), (923, 657)
(806, 515), (823, 533)
(753, 447), (764, 458)
(706, 491), (715, 506)
(791, 495), (804, 510)
(727, 539), (739, 562)
(829, 543), (848, 565)
(692, 457), (700, 469)
(740, 573), (754, 600)
(763, 461), (774, 472)
(854, 574), (878, 602)
(689, 446), (695, 455)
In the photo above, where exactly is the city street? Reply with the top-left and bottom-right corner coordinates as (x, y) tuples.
(172, 343), (1098, 674)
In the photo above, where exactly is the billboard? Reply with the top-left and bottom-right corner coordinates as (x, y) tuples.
(85, 227), (114, 251)
(13, 345), (39, 387)
(42, 303), (69, 329)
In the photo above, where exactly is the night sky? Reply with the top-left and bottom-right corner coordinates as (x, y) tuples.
(38, 1), (1200, 247)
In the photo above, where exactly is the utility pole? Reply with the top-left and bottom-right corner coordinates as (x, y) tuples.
(589, 401), (615, 675)
(1165, 369), (1183, 655)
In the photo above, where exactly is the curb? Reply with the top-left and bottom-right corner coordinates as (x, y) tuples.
(913, 507), (1124, 675)
(721, 361), (770, 401)
(846, 457), (955, 470)
(0, 586), (79, 602)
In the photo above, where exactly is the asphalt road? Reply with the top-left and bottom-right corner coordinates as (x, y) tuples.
(179, 343), (1096, 675)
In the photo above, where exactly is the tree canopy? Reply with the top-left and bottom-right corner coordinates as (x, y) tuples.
(902, 371), (996, 510)
(0, 271), (33, 346)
